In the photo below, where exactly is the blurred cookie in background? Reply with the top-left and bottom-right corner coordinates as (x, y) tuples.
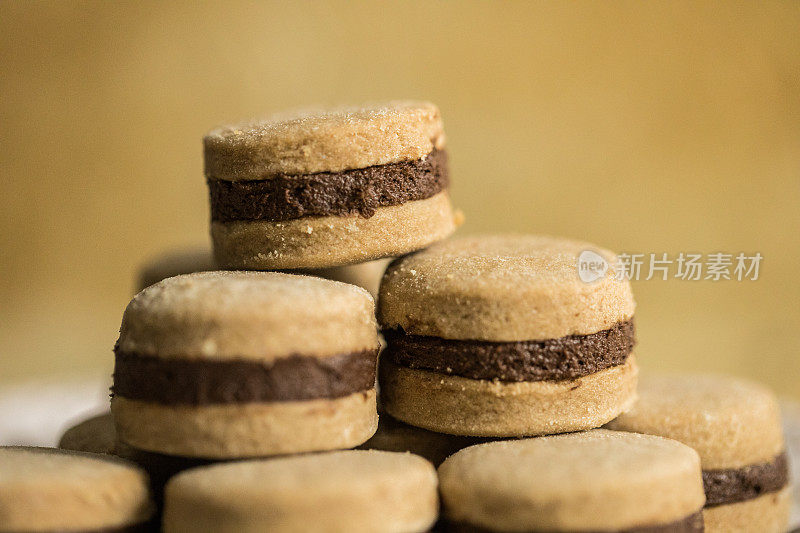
(137, 245), (389, 297)
(357, 411), (486, 467)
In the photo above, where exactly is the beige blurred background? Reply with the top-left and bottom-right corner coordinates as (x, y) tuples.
(1, 1), (798, 398)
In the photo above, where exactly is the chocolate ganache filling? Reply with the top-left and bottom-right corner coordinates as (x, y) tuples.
(702, 452), (789, 507)
(112, 348), (378, 405)
(382, 320), (635, 382)
(208, 149), (448, 222)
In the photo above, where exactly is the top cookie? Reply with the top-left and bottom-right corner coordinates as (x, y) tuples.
(378, 234), (635, 341)
(438, 429), (704, 532)
(204, 101), (444, 180)
(0, 447), (153, 532)
(163, 450), (438, 533)
(606, 374), (785, 468)
(118, 271), (378, 361)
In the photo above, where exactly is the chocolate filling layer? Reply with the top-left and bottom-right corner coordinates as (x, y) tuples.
(383, 320), (634, 382)
(702, 452), (789, 507)
(112, 349), (377, 405)
(208, 149), (448, 222)
(446, 510), (704, 533)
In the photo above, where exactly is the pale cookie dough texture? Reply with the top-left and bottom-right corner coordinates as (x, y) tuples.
(163, 450), (439, 533)
(606, 374), (790, 533)
(112, 271), (380, 458)
(378, 234), (637, 436)
(205, 101), (458, 269)
(0, 447), (154, 532)
(438, 430), (706, 532)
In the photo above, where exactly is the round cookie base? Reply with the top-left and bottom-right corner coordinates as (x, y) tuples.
(702, 487), (790, 533)
(163, 451), (439, 533)
(380, 356), (638, 437)
(211, 192), (457, 269)
(112, 389), (378, 458)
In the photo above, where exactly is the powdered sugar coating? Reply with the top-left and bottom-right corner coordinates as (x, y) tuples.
(607, 374), (785, 469)
(117, 271), (379, 361)
(379, 234), (635, 341)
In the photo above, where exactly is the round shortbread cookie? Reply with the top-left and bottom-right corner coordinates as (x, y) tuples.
(380, 355), (638, 437)
(163, 450), (439, 533)
(118, 271), (378, 360)
(438, 429), (705, 532)
(703, 486), (790, 533)
(211, 192), (458, 270)
(59, 412), (117, 456)
(606, 374), (785, 469)
(378, 234), (635, 341)
(0, 447), (154, 532)
(204, 101), (444, 180)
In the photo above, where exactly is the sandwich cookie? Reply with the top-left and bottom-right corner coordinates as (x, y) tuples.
(607, 375), (791, 533)
(112, 271), (380, 458)
(357, 412), (485, 466)
(378, 234), (637, 437)
(163, 450), (439, 533)
(0, 447), (155, 532)
(438, 429), (706, 532)
(205, 101), (458, 269)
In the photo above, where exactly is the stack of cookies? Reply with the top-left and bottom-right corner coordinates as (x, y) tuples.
(4, 101), (792, 533)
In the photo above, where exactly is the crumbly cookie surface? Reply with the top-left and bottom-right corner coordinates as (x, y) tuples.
(379, 234), (635, 341)
(204, 101), (445, 180)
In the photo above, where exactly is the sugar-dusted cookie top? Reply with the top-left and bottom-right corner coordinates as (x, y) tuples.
(379, 234), (635, 341)
(0, 447), (153, 532)
(607, 374), (785, 469)
(204, 101), (445, 180)
(438, 429), (704, 531)
(118, 271), (379, 360)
